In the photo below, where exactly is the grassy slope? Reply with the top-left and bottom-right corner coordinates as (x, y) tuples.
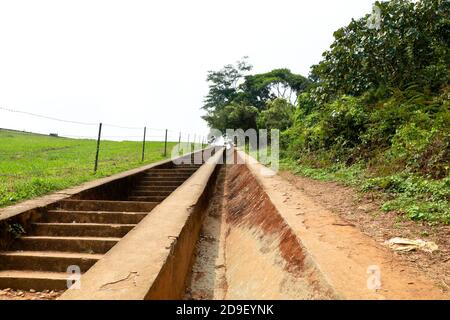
(0, 129), (179, 207)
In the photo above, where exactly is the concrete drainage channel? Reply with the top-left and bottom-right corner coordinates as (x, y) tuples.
(0, 148), (447, 300)
(0, 146), (336, 300)
(3, 147), (441, 300)
(0, 147), (378, 300)
(0, 148), (446, 300)
(185, 152), (335, 300)
(59, 148), (337, 300)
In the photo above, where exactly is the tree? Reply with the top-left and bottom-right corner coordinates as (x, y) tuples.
(202, 57), (252, 118)
(238, 69), (310, 109)
(202, 58), (310, 132)
(210, 103), (259, 132)
(310, 0), (449, 103)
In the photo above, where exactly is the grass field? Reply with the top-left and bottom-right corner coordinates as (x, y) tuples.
(0, 129), (180, 207)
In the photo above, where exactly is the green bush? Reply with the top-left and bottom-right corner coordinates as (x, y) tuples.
(310, 0), (449, 101)
(257, 98), (295, 132)
(361, 173), (450, 223)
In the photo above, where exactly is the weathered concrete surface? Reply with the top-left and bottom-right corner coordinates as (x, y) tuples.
(239, 151), (448, 300)
(59, 148), (224, 300)
(186, 165), (336, 300)
(222, 164), (335, 299)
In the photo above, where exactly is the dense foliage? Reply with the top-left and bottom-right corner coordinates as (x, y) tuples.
(284, 0), (449, 176)
(202, 59), (309, 132)
(202, 0), (449, 223)
(310, 0), (449, 102)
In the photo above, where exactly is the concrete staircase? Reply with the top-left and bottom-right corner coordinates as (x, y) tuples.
(0, 164), (202, 291)
(128, 166), (200, 202)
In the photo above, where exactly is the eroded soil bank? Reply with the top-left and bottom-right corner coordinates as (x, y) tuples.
(185, 164), (336, 300)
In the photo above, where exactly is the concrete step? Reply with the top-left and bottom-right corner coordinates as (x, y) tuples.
(0, 270), (68, 291)
(139, 180), (186, 186)
(134, 186), (178, 192)
(143, 174), (191, 180)
(136, 181), (183, 187)
(146, 169), (197, 174)
(0, 251), (102, 273)
(44, 210), (147, 224)
(144, 172), (192, 178)
(128, 195), (167, 202)
(56, 200), (157, 212)
(31, 223), (136, 238)
(13, 236), (120, 254)
(146, 168), (198, 173)
(174, 165), (202, 168)
(131, 190), (172, 197)
(141, 176), (187, 182)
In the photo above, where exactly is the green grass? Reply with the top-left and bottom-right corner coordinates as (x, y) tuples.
(279, 157), (365, 184)
(0, 129), (185, 207)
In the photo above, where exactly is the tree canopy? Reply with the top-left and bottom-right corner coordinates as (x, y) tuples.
(310, 0), (449, 102)
(201, 59), (310, 131)
(200, 0), (449, 224)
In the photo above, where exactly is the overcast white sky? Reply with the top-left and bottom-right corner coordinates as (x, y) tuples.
(0, 0), (375, 141)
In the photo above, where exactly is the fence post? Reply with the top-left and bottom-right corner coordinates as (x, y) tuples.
(94, 122), (102, 173)
(141, 126), (146, 162)
(178, 132), (181, 145)
(164, 129), (168, 157)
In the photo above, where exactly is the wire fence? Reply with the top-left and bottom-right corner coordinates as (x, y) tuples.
(0, 105), (208, 172)
(0, 105), (210, 207)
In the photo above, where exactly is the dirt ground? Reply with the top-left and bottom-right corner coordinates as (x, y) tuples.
(279, 170), (450, 292)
